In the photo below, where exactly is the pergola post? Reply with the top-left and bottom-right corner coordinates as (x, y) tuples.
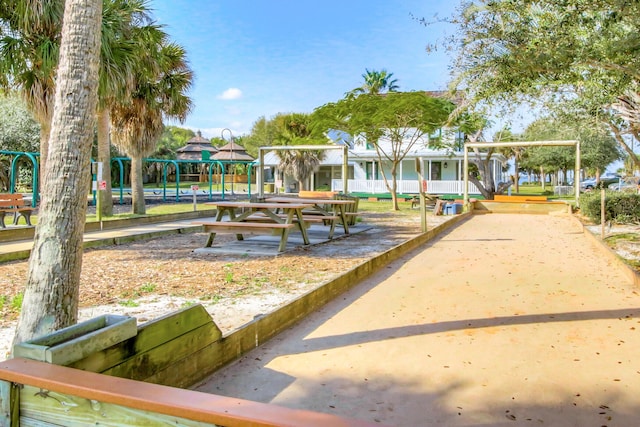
(258, 148), (265, 198)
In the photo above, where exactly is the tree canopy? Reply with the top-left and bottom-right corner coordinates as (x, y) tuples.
(428, 0), (640, 171)
(0, 93), (40, 152)
(314, 91), (454, 209)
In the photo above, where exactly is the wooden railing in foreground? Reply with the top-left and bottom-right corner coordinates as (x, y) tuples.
(0, 357), (383, 427)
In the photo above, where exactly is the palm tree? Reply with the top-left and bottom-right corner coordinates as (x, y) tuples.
(111, 30), (193, 214)
(0, 0), (64, 178)
(14, 0), (102, 345)
(273, 113), (326, 191)
(0, 0), (156, 203)
(349, 68), (399, 96)
(277, 150), (324, 191)
(96, 0), (155, 216)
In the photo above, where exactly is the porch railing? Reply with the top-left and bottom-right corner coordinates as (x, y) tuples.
(332, 179), (481, 195)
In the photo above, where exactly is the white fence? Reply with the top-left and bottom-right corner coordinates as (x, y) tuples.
(332, 179), (481, 195)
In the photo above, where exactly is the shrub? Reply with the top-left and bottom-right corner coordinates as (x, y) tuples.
(579, 191), (640, 224)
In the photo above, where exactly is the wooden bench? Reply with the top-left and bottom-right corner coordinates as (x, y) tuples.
(0, 193), (34, 228)
(298, 190), (336, 199)
(195, 221), (298, 252)
(493, 194), (548, 202)
(245, 213), (341, 238)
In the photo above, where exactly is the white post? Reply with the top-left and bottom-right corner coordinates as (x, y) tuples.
(342, 145), (348, 193)
(575, 140), (581, 208)
(258, 148), (265, 198)
(463, 145), (469, 205)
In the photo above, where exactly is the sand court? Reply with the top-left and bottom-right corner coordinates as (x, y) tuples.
(195, 214), (640, 426)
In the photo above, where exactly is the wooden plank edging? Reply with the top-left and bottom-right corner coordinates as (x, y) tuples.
(0, 358), (384, 427)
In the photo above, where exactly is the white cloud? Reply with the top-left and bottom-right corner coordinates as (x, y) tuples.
(217, 88), (243, 100)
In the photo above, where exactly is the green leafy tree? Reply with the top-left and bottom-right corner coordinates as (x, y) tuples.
(0, 0), (63, 178)
(153, 125), (194, 158)
(0, 93), (40, 152)
(431, 1), (640, 168)
(523, 117), (621, 185)
(242, 116), (280, 157)
(315, 92), (453, 210)
(453, 111), (512, 199)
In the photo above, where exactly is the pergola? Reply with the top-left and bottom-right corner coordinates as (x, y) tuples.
(257, 145), (349, 197)
(463, 140), (581, 207)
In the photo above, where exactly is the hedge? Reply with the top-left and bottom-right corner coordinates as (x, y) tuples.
(579, 191), (640, 224)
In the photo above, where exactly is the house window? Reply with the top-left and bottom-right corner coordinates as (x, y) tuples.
(454, 130), (465, 151)
(365, 141), (374, 150)
(429, 128), (442, 144)
(430, 162), (441, 180)
(365, 162), (378, 179)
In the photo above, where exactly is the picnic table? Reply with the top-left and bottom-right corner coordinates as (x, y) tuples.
(196, 201), (313, 252)
(265, 196), (355, 236)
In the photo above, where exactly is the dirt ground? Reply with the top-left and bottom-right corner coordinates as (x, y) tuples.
(0, 209), (449, 358)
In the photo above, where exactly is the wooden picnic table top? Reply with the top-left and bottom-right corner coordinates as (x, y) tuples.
(264, 197), (355, 205)
(206, 201), (313, 210)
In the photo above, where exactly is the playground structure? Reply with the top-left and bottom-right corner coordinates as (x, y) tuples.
(0, 150), (257, 206)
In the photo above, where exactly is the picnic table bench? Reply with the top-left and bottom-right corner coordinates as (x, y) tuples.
(265, 196), (355, 235)
(196, 201), (313, 253)
(244, 212), (341, 238)
(0, 193), (34, 228)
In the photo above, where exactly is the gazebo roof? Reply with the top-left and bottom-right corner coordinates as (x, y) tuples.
(176, 131), (218, 160)
(212, 141), (254, 161)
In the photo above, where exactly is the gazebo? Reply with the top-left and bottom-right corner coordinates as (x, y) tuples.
(211, 140), (253, 162)
(212, 140), (254, 193)
(176, 131), (218, 161)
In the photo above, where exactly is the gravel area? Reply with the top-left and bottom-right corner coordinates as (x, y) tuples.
(0, 208), (448, 358)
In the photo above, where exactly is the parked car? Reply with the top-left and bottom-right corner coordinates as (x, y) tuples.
(580, 173), (621, 192)
(609, 178), (639, 192)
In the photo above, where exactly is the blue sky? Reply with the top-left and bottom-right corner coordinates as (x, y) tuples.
(151, 0), (459, 139)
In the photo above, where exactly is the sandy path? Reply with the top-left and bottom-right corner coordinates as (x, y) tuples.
(195, 214), (640, 426)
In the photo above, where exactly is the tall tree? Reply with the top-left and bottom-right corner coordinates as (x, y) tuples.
(13, 0), (102, 345)
(523, 116), (621, 183)
(315, 92), (454, 210)
(431, 0), (640, 168)
(0, 0), (63, 179)
(111, 29), (193, 214)
(349, 68), (399, 96)
(96, 0), (155, 216)
(273, 113), (327, 191)
(0, 93), (40, 152)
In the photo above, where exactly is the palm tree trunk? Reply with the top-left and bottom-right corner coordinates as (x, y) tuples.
(13, 0), (102, 346)
(38, 122), (50, 192)
(131, 155), (146, 215)
(97, 108), (113, 216)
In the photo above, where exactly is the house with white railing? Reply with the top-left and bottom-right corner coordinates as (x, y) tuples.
(261, 129), (508, 196)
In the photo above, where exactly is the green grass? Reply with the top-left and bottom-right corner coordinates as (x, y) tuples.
(505, 183), (579, 203)
(139, 282), (156, 293)
(11, 292), (23, 310)
(604, 233), (640, 244)
(118, 299), (139, 307)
